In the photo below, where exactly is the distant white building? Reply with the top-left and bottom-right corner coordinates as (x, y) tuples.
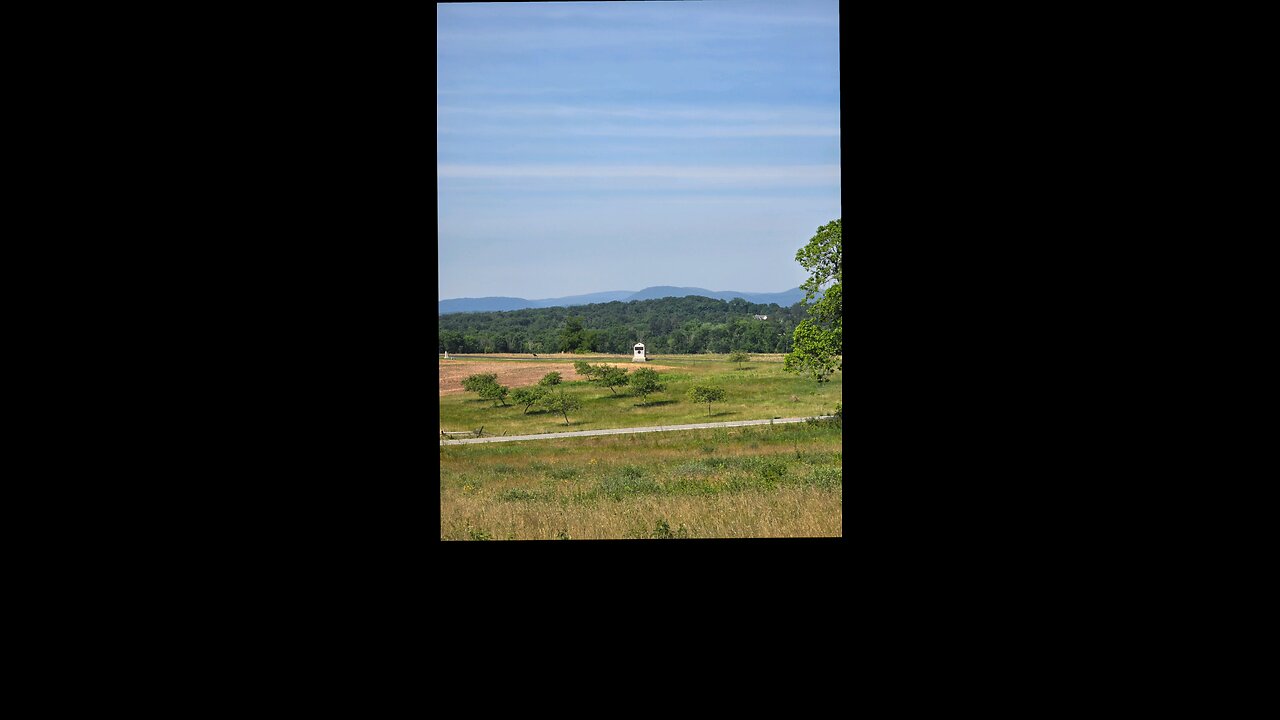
(753, 315), (768, 321)
(632, 343), (647, 362)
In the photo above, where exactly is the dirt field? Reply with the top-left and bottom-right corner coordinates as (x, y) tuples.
(439, 357), (679, 396)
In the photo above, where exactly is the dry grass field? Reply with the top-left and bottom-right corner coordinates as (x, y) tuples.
(438, 353), (843, 540)
(440, 416), (843, 540)
(439, 355), (679, 396)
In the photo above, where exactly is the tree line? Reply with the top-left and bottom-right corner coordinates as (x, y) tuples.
(438, 294), (809, 355)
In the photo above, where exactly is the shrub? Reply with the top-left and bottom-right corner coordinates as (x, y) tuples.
(539, 371), (562, 387)
(651, 518), (689, 539)
(805, 467), (842, 489)
(462, 373), (498, 393)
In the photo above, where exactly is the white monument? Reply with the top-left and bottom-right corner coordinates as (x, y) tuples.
(632, 343), (647, 362)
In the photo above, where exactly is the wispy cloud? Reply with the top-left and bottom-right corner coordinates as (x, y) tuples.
(438, 163), (839, 188)
(436, 104), (839, 139)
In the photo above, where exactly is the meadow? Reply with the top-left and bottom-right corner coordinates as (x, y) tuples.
(439, 418), (842, 540)
(439, 353), (842, 540)
(439, 353), (841, 436)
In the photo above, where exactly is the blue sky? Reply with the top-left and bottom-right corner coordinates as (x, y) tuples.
(437, 0), (840, 300)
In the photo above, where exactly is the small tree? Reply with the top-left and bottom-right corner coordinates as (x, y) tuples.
(592, 365), (630, 395)
(686, 384), (727, 416)
(573, 361), (601, 380)
(511, 385), (548, 414)
(478, 381), (510, 407)
(541, 391), (582, 426)
(629, 367), (666, 406)
(729, 351), (750, 367)
(538, 371), (562, 387)
(462, 373), (498, 394)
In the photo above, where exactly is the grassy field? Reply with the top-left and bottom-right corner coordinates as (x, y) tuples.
(439, 418), (842, 540)
(439, 353), (842, 437)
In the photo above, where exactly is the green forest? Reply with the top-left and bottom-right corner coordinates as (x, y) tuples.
(438, 295), (810, 355)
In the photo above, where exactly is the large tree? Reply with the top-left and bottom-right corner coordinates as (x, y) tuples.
(784, 219), (842, 382)
(559, 316), (586, 353)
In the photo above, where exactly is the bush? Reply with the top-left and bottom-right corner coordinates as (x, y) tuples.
(805, 467), (842, 490)
(462, 373), (498, 393)
(539, 371), (562, 387)
(651, 518), (689, 539)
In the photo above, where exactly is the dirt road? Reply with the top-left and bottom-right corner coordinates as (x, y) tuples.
(439, 415), (837, 445)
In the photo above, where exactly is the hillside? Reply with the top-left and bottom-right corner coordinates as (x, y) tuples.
(439, 286), (805, 315)
(438, 294), (810, 355)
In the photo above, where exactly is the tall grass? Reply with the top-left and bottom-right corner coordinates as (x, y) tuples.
(440, 419), (842, 539)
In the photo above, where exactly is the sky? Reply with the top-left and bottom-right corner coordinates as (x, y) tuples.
(437, 0), (840, 300)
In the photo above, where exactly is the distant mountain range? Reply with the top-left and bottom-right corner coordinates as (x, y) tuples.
(438, 286), (808, 315)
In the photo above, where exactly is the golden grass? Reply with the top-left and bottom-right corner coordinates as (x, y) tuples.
(439, 422), (843, 540)
(441, 487), (841, 540)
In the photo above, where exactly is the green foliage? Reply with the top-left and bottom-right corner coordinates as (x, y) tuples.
(729, 351), (750, 364)
(783, 321), (840, 382)
(629, 367), (666, 405)
(511, 385), (548, 414)
(439, 294), (808, 355)
(785, 219), (842, 382)
(538, 371), (562, 387)
(573, 360), (601, 380)
(462, 373), (498, 393)
(686, 384), (727, 416)
(462, 372), (509, 406)
(478, 381), (510, 407)
(573, 347), (592, 354)
(805, 467), (842, 490)
(834, 402), (842, 420)
(541, 390), (582, 425)
(651, 518), (689, 539)
(560, 316), (586, 352)
(599, 466), (662, 500)
(592, 365), (630, 395)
